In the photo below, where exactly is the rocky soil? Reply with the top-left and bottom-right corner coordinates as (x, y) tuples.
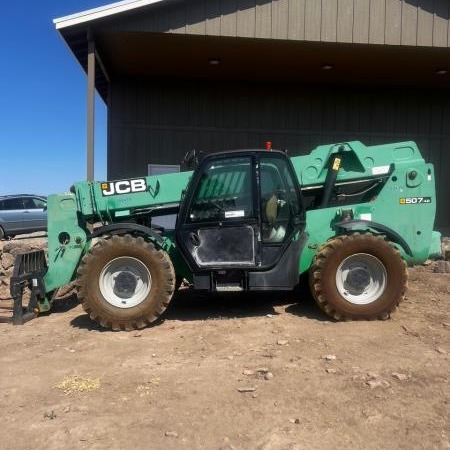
(0, 236), (449, 450)
(0, 235), (47, 301)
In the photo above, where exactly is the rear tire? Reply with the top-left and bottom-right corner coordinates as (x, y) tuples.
(76, 234), (175, 330)
(0, 226), (4, 240)
(309, 233), (407, 320)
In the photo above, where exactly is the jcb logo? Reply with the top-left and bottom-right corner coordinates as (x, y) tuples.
(101, 179), (147, 196)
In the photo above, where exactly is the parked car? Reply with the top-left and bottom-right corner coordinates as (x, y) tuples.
(0, 194), (47, 239)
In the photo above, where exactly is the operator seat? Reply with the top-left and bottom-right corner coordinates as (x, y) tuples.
(265, 193), (278, 226)
(262, 191), (287, 243)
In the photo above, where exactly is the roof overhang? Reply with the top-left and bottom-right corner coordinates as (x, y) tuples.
(54, 0), (166, 29)
(54, 0), (450, 104)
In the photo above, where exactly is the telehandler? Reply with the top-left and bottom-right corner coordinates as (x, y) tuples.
(8, 141), (442, 329)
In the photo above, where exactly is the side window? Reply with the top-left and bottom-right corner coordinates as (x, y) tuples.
(260, 155), (301, 243)
(35, 198), (46, 209)
(23, 198), (35, 209)
(283, 166), (302, 217)
(148, 165), (179, 230)
(22, 197), (46, 209)
(4, 198), (23, 210)
(188, 157), (253, 222)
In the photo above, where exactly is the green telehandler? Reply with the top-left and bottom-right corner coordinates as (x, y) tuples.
(7, 141), (442, 329)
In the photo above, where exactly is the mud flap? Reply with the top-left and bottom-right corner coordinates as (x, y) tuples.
(3, 250), (48, 325)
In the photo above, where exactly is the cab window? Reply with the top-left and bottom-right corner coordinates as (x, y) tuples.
(188, 157), (253, 223)
(260, 155), (301, 243)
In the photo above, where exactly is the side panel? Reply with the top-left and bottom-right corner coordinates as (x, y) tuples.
(0, 208), (23, 233)
(295, 142), (438, 272)
(43, 194), (87, 292)
(110, 0), (450, 47)
(248, 234), (305, 290)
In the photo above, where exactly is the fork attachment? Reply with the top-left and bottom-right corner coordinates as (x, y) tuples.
(5, 250), (48, 325)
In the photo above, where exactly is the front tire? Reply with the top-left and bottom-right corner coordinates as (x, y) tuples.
(77, 234), (175, 330)
(309, 233), (408, 320)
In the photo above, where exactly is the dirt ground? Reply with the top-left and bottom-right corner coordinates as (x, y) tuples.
(0, 239), (449, 450)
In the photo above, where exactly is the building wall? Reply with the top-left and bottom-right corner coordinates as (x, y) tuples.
(108, 80), (450, 232)
(107, 0), (450, 47)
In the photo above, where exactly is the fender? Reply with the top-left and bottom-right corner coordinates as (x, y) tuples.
(334, 220), (413, 257)
(88, 223), (164, 247)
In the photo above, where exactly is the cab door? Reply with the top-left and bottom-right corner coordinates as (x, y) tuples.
(256, 153), (306, 270)
(177, 155), (258, 269)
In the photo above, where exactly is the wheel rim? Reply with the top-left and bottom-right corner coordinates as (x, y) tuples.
(335, 253), (387, 305)
(99, 257), (152, 308)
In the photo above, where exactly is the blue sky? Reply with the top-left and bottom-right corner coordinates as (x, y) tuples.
(0, 1), (109, 195)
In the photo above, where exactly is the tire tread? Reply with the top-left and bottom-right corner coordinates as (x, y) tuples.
(309, 233), (408, 321)
(77, 234), (175, 330)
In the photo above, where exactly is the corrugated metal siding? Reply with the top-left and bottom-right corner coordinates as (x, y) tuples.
(107, 0), (450, 47)
(108, 81), (450, 231)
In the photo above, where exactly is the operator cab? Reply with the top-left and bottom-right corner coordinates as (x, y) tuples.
(176, 150), (306, 291)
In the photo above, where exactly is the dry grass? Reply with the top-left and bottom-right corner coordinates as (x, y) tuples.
(56, 373), (101, 395)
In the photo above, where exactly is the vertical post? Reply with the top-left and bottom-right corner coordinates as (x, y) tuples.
(87, 36), (95, 182)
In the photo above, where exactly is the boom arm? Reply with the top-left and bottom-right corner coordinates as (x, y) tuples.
(72, 170), (193, 223)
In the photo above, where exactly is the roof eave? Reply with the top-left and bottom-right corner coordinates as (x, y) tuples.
(53, 0), (166, 30)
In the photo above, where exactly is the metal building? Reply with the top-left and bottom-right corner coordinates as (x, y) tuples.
(54, 0), (450, 233)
